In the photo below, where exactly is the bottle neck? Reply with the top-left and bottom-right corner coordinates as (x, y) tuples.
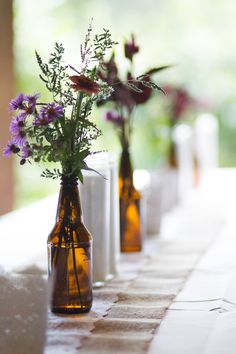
(119, 148), (134, 187)
(56, 176), (82, 223)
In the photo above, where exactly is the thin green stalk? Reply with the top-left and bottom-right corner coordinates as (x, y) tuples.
(68, 92), (84, 163)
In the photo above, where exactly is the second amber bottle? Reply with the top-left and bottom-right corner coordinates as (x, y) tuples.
(119, 148), (142, 252)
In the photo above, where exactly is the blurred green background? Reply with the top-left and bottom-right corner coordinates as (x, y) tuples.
(13, 0), (236, 207)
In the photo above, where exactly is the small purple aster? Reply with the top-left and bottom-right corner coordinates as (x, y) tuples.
(9, 92), (40, 115)
(9, 93), (25, 112)
(21, 145), (31, 159)
(24, 93), (40, 114)
(105, 111), (124, 126)
(41, 102), (64, 120)
(9, 113), (26, 135)
(3, 141), (20, 157)
(35, 103), (64, 125)
(13, 131), (27, 147)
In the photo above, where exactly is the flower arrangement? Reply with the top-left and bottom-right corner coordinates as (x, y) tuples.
(163, 85), (195, 126)
(3, 24), (117, 182)
(97, 34), (170, 150)
(159, 84), (197, 168)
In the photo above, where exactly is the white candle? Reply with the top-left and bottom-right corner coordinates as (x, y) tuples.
(194, 113), (218, 174)
(79, 163), (110, 286)
(134, 169), (151, 237)
(173, 124), (194, 199)
(108, 154), (120, 277)
(81, 153), (120, 284)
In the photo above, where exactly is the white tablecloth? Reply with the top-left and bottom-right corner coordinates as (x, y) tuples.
(1, 168), (236, 353)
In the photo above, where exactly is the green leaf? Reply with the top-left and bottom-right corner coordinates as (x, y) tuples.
(144, 65), (173, 76)
(77, 170), (84, 183)
(82, 162), (107, 179)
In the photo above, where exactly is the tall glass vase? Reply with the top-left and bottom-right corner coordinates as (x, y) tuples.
(119, 148), (142, 252)
(47, 176), (92, 314)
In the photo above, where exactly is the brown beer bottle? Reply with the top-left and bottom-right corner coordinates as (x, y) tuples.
(169, 140), (178, 168)
(119, 148), (142, 252)
(47, 176), (92, 314)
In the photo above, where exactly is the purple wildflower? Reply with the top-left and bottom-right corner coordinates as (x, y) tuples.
(24, 93), (40, 114)
(21, 145), (31, 159)
(105, 111), (124, 126)
(25, 93), (40, 105)
(9, 113), (26, 135)
(9, 93), (25, 111)
(35, 103), (64, 125)
(9, 113), (27, 146)
(9, 92), (40, 115)
(13, 131), (27, 147)
(3, 141), (20, 157)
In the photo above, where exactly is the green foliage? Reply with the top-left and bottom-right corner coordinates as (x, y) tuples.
(92, 28), (118, 64)
(35, 43), (73, 106)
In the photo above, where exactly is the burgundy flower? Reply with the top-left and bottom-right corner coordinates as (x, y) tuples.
(3, 141), (20, 157)
(111, 81), (135, 111)
(105, 111), (124, 126)
(69, 75), (100, 95)
(127, 73), (152, 105)
(124, 34), (139, 61)
(165, 86), (193, 120)
(172, 89), (192, 119)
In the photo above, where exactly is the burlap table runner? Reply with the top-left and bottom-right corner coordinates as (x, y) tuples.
(46, 205), (223, 354)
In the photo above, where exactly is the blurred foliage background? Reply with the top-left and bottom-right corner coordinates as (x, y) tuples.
(12, 0), (236, 207)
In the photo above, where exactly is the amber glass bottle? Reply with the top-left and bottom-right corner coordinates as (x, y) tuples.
(169, 140), (178, 168)
(47, 176), (92, 314)
(119, 148), (142, 252)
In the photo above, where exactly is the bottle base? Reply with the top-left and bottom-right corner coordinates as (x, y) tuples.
(51, 305), (92, 315)
(121, 246), (142, 252)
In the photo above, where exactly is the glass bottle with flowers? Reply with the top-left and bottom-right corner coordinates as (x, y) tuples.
(3, 24), (116, 314)
(97, 35), (169, 252)
(163, 85), (194, 169)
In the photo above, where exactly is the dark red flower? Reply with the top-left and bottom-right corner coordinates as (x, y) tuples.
(127, 73), (152, 105)
(112, 81), (135, 111)
(165, 86), (193, 120)
(124, 34), (139, 61)
(69, 75), (100, 95)
(173, 89), (191, 118)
